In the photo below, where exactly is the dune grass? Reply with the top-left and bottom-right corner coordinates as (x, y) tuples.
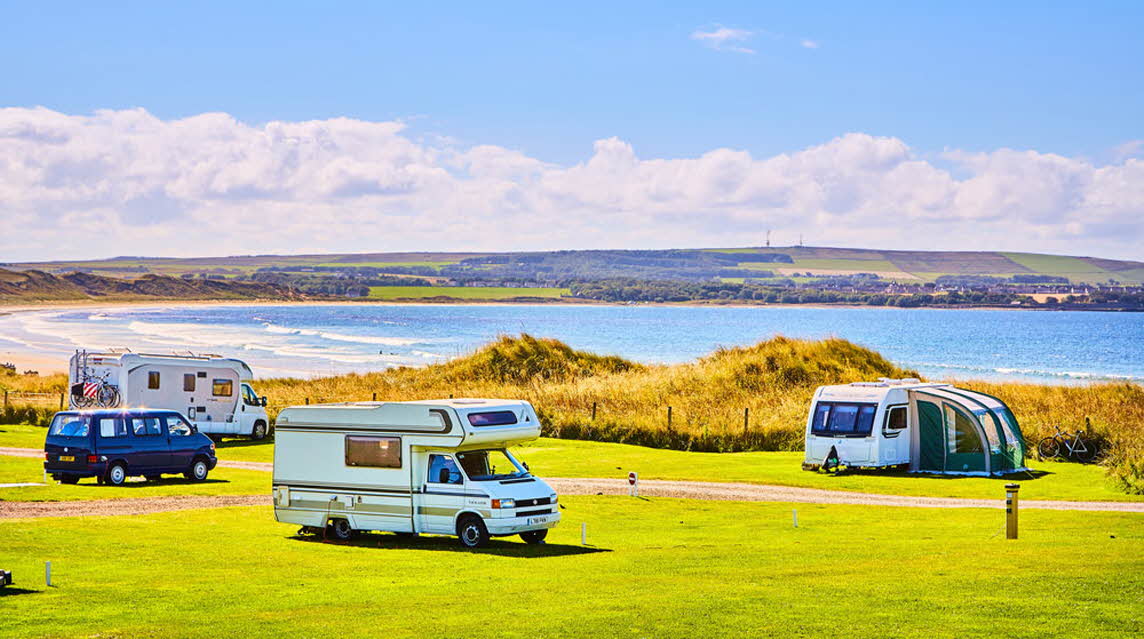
(4, 335), (1142, 493)
(2, 499), (1140, 638)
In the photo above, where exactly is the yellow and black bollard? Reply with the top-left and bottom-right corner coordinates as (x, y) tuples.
(1005, 483), (1020, 539)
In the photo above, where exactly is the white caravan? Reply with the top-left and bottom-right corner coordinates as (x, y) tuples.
(272, 398), (561, 548)
(68, 350), (270, 439)
(802, 378), (1028, 476)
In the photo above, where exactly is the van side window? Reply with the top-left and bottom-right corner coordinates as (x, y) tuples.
(428, 454), (463, 484)
(148, 371), (160, 390)
(883, 406), (907, 435)
(98, 417), (127, 438)
(165, 415), (193, 437)
(132, 417), (163, 437)
(184, 374), (196, 392)
(345, 436), (401, 468)
(212, 379), (233, 397)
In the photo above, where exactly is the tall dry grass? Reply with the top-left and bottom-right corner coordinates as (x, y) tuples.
(3, 335), (1141, 492)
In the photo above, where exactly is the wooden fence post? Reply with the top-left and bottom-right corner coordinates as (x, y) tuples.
(305, 397), (310, 405)
(591, 402), (597, 421)
(372, 392), (377, 401)
(744, 407), (750, 434)
(60, 393), (65, 410)
(667, 406), (673, 430)
(2, 390), (7, 408)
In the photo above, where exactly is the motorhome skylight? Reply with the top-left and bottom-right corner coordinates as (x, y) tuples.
(467, 411), (518, 427)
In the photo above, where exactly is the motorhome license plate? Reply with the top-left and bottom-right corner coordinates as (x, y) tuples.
(527, 515), (551, 526)
(58, 455), (74, 462)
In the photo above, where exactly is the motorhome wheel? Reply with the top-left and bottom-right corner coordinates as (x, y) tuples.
(329, 519), (355, 541)
(520, 529), (548, 544)
(251, 421), (267, 440)
(106, 463), (127, 486)
(457, 515), (489, 548)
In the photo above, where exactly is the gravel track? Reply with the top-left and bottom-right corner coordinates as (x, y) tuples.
(3, 448), (1142, 518)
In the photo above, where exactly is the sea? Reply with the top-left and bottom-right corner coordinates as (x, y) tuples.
(0, 303), (1140, 383)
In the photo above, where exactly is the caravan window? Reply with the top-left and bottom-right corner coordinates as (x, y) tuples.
(883, 405), (907, 435)
(345, 436), (401, 468)
(212, 379), (233, 397)
(148, 371), (160, 389)
(811, 402), (877, 437)
(183, 374), (196, 392)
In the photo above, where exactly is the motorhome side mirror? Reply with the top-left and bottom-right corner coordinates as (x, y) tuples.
(260, 397), (267, 407)
(438, 468), (451, 484)
(523, 461), (530, 471)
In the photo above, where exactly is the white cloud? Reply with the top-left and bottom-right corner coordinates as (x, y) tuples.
(690, 27), (756, 54)
(800, 39), (820, 49)
(1, 107), (1142, 262)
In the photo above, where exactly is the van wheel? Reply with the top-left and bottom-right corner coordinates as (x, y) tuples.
(329, 518), (355, 541)
(520, 529), (548, 544)
(457, 515), (489, 548)
(59, 476), (79, 485)
(185, 459), (209, 482)
(106, 463), (127, 486)
(251, 421), (267, 440)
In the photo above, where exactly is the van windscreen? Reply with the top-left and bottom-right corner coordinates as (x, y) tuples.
(467, 411), (518, 427)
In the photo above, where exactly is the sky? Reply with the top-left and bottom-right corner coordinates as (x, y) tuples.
(1, 1), (1142, 262)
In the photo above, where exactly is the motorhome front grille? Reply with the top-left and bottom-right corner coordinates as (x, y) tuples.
(515, 497), (551, 507)
(517, 508), (554, 517)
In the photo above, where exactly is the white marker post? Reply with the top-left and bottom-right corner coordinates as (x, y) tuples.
(581, 522), (587, 546)
(45, 561), (51, 587)
(628, 471), (639, 497)
(792, 509), (799, 528)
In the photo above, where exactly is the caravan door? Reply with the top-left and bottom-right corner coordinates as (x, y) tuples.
(880, 404), (910, 464)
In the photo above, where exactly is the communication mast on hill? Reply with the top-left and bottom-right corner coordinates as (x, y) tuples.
(798, 234), (804, 247)
(766, 230), (771, 247)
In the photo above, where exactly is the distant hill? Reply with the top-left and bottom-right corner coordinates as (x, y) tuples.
(6, 246), (1143, 284)
(0, 268), (302, 303)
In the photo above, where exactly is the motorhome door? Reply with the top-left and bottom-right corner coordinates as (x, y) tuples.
(416, 453), (466, 535)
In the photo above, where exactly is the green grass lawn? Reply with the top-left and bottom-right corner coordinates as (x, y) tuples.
(4, 425), (1136, 502)
(368, 286), (571, 300)
(0, 455), (269, 502)
(1, 499), (1140, 638)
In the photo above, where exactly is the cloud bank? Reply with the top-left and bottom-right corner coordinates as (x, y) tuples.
(1, 107), (1141, 261)
(690, 27), (756, 54)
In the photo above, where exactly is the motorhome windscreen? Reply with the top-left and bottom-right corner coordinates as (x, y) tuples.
(48, 414), (88, 437)
(456, 449), (529, 481)
(466, 411), (518, 427)
(811, 402), (877, 437)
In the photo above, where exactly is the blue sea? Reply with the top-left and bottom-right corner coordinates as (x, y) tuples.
(1, 303), (1140, 382)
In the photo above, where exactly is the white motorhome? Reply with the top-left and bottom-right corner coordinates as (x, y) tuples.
(272, 398), (561, 548)
(68, 350), (271, 439)
(802, 378), (1028, 476)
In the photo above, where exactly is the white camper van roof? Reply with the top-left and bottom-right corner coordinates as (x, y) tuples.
(817, 378), (949, 402)
(276, 398), (536, 435)
(77, 350), (254, 379)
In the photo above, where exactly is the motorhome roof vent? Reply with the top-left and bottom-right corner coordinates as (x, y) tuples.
(851, 382), (889, 387)
(452, 399), (486, 405)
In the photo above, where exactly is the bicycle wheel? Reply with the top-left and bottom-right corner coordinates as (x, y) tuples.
(72, 393), (94, 408)
(97, 385), (121, 408)
(1037, 437), (1061, 459)
(1072, 439), (1098, 463)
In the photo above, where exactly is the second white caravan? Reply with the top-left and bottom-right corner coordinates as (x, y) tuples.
(272, 399), (561, 548)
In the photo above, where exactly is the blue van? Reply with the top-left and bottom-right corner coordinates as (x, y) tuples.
(43, 409), (218, 485)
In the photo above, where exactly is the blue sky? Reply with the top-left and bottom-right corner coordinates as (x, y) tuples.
(4, 1), (1141, 163)
(1, 2), (1142, 260)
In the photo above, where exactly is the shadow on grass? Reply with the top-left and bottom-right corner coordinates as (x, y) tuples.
(289, 531), (610, 557)
(69, 477), (231, 489)
(213, 437), (274, 451)
(0, 587), (41, 597)
(820, 467), (1052, 482)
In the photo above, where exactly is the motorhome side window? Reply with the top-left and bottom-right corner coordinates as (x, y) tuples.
(345, 436), (401, 468)
(428, 454), (463, 484)
(811, 402), (877, 436)
(183, 374), (196, 392)
(148, 371), (160, 389)
(212, 379), (233, 397)
(467, 411), (518, 427)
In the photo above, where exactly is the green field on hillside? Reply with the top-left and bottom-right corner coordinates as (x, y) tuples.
(1002, 252), (1124, 283)
(1, 500), (1140, 638)
(367, 286), (570, 300)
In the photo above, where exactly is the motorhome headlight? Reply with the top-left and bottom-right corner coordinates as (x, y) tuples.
(491, 498), (515, 509)
(550, 493), (558, 504)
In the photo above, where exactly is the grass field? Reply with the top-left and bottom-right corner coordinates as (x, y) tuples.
(1, 499), (1140, 638)
(367, 286), (571, 300)
(3, 423), (1132, 503)
(0, 455), (269, 502)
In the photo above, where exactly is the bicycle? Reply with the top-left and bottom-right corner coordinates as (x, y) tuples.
(1036, 421), (1098, 463)
(70, 372), (121, 409)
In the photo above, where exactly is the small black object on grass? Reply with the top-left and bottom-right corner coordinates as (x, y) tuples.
(0, 569), (12, 587)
